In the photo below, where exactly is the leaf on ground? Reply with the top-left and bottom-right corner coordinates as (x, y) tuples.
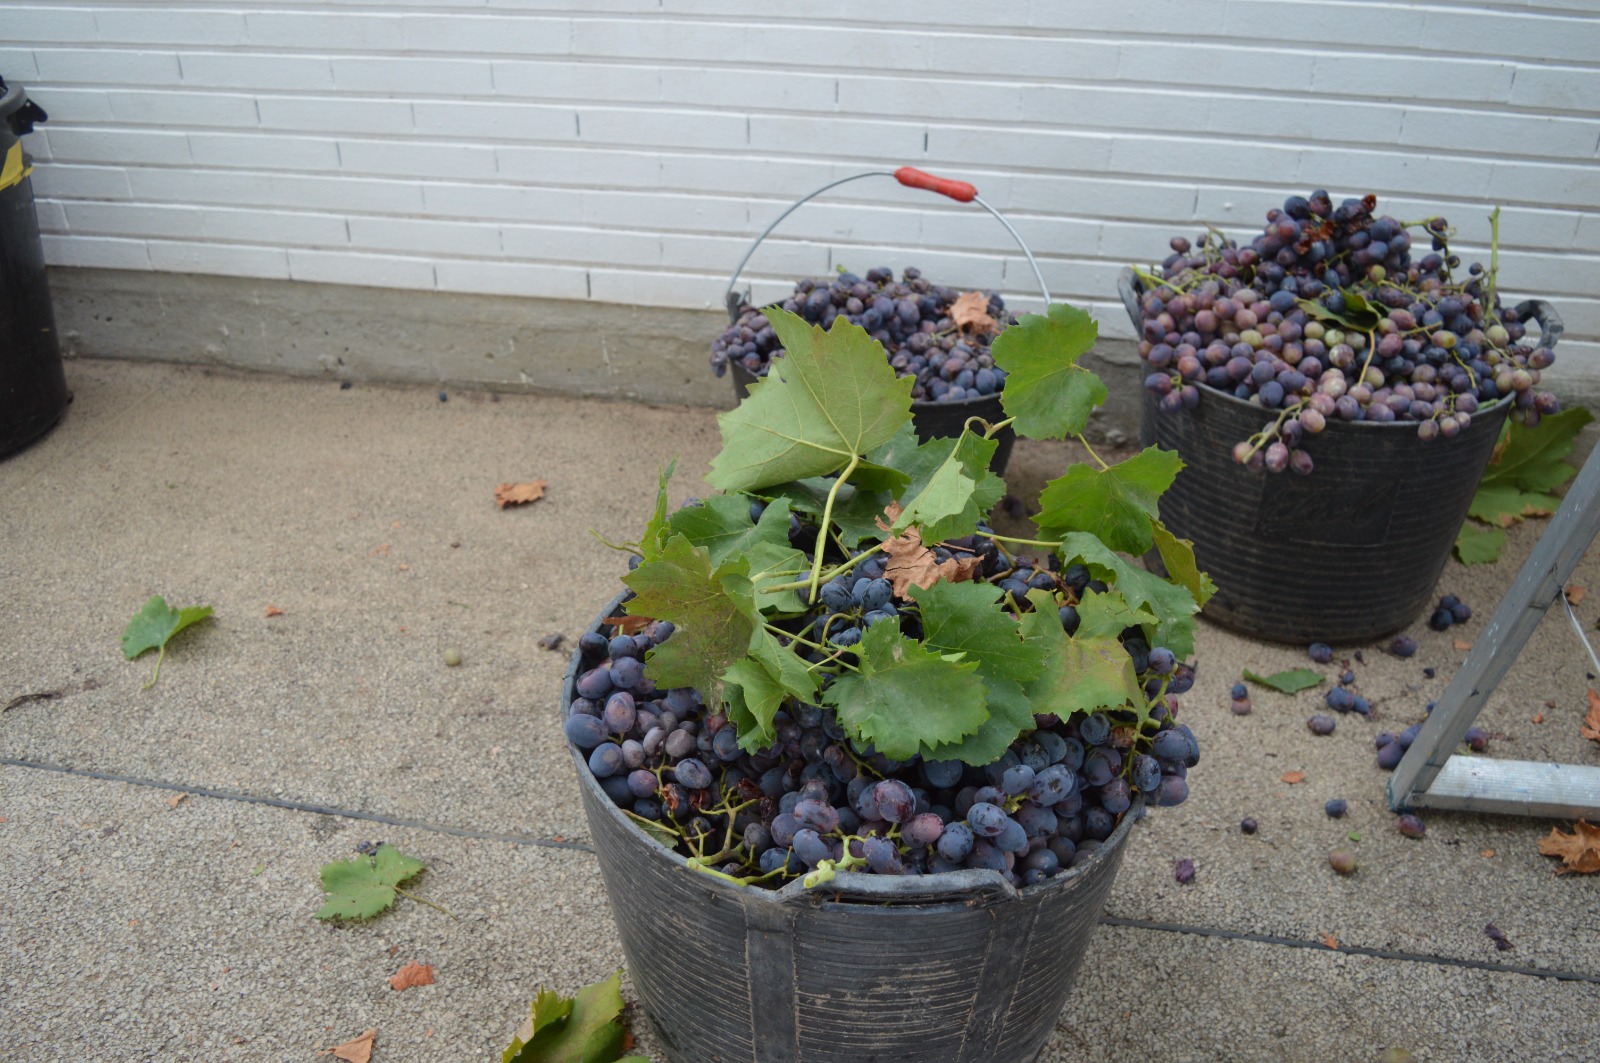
(315, 844), (426, 921)
(1538, 821), (1600, 874)
(389, 961), (435, 991)
(622, 534), (758, 706)
(265, 605), (285, 617)
(878, 506), (983, 597)
(122, 595), (215, 660)
(1480, 406), (1593, 494)
(496, 480), (549, 508)
(1453, 639), (1473, 651)
(167, 793), (188, 809)
(1454, 522), (1506, 564)
(1567, 583), (1587, 606)
(1318, 932), (1340, 950)
(949, 290), (998, 336)
(1035, 447), (1183, 555)
(1281, 771), (1306, 784)
(1019, 590), (1147, 726)
(1582, 690), (1600, 743)
(502, 970), (649, 1063)
(822, 620), (988, 761)
(1469, 483), (1561, 527)
(1244, 668), (1324, 694)
(321, 1029), (376, 1063)
(992, 303), (1104, 440)
(909, 579), (1047, 683)
(707, 309), (913, 492)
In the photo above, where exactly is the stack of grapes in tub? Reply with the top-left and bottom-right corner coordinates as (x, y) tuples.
(566, 524), (1200, 889)
(1136, 190), (1558, 475)
(710, 266), (1012, 405)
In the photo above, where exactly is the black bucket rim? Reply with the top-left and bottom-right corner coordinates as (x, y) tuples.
(564, 588), (1144, 910)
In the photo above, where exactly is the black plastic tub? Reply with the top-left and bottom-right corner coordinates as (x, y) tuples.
(565, 591), (1136, 1063)
(729, 358), (1016, 476)
(1119, 267), (1559, 644)
(0, 79), (67, 460)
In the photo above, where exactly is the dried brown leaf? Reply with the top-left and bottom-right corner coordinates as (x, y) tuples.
(1538, 821), (1600, 874)
(495, 480), (548, 508)
(321, 1029), (375, 1063)
(605, 615), (653, 636)
(265, 605), (284, 617)
(949, 291), (998, 336)
(1281, 771), (1306, 784)
(1582, 690), (1600, 743)
(1532, 712), (1546, 724)
(167, 793), (188, 810)
(388, 961), (435, 991)
(1318, 931), (1339, 950)
(1567, 583), (1587, 606)
(1481, 849), (1496, 859)
(1453, 639), (1473, 651)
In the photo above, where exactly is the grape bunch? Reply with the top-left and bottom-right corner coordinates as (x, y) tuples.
(710, 267), (1012, 405)
(567, 514), (1200, 890)
(1135, 190), (1559, 475)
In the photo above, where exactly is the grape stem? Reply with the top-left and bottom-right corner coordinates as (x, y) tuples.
(393, 886), (459, 922)
(982, 416), (1015, 439)
(806, 453), (860, 604)
(985, 532), (1065, 549)
(1075, 434), (1111, 471)
(1486, 205), (1501, 326)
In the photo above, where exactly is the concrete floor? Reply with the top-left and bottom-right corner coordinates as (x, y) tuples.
(2, 358), (1596, 1062)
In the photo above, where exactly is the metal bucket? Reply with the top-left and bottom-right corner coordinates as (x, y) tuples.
(1119, 267), (1562, 644)
(565, 591), (1138, 1063)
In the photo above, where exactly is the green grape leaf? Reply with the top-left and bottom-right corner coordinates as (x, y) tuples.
(749, 627), (820, 701)
(637, 460), (677, 561)
(1454, 522), (1506, 565)
(1243, 668), (1324, 694)
(1073, 588), (1158, 642)
(721, 658), (789, 753)
(623, 535), (758, 703)
(1477, 406), (1593, 495)
(623, 810), (680, 851)
(767, 477), (891, 549)
(1468, 483), (1562, 528)
(746, 539), (810, 614)
(891, 431), (1006, 545)
(908, 579), (1047, 682)
(666, 493), (791, 566)
(822, 620), (988, 760)
(1035, 447), (1183, 554)
(121, 595), (215, 688)
(1018, 590), (1147, 726)
(502, 970), (647, 1063)
(707, 310), (914, 492)
(1297, 294), (1380, 331)
(1151, 520), (1217, 609)
(992, 303), (1105, 440)
(918, 674), (1037, 766)
(315, 844), (426, 921)
(1058, 532), (1201, 658)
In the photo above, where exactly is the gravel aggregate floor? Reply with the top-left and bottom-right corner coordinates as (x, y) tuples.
(3, 359), (1597, 1061)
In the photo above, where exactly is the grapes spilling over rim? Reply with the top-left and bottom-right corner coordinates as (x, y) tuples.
(569, 518), (1200, 890)
(711, 266), (1013, 405)
(1134, 190), (1558, 476)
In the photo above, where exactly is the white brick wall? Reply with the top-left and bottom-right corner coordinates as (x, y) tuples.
(5, 0), (1597, 362)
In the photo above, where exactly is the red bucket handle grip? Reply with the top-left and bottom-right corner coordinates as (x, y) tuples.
(895, 166), (977, 203)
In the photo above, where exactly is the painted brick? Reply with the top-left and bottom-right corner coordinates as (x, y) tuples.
(147, 239), (291, 278)
(349, 215), (501, 256)
(33, 48), (182, 86)
(589, 267), (730, 310)
(7, 6), (100, 42)
(65, 201), (206, 240)
(332, 56), (494, 96)
(179, 53), (334, 90)
(42, 233), (150, 270)
(257, 96), (415, 135)
(31, 88), (114, 124)
(494, 144), (663, 187)
(107, 89), (260, 128)
(32, 197), (68, 233)
(30, 163), (132, 201)
(656, 67), (837, 112)
(580, 108), (749, 151)
(433, 259), (589, 300)
(412, 100), (575, 141)
(399, 15), (572, 56)
(750, 115), (925, 159)
(1400, 106), (1600, 161)
(201, 207), (349, 247)
(1509, 66), (1600, 114)
(1311, 54), (1517, 105)
(188, 132), (342, 171)
(500, 224), (658, 267)
(340, 138), (499, 181)
(93, 9), (248, 47)
(0, 49), (39, 80)
(244, 12), (406, 51)
(46, 128), (192, 166)
(492, 60), (658, 102)
(288, 248), (437, 289)
(422, 181), (584, 224)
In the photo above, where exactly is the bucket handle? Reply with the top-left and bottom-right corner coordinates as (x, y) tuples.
(723, 167), (1051, 321)
(1117, 268), (1566, 351)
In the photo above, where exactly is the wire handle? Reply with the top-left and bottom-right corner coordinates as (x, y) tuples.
(723, 169), (1050, 319)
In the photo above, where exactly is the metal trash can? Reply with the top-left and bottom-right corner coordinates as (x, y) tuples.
(0, 76), (67, 460)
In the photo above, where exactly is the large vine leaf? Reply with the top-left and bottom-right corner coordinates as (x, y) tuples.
(121, 594), (216, 689)
(721, 628), (821, 751)
(822, 620), (988, 760)
(1057, 533), (1201, 658)
(1471, 407), (1594, 527)
(908, 579), (1047, 682)
(1018, 590), (1147, 726)
(1073, 588), (1158, 642)
(502, 970), (648, 1063)
(1035, 447), (1183, 555)
(666, 494), (790, 565)
(707, 310), (914, 492)
(745, 540), (809, 614)
(1150, 520), (1217, 609)
(992, 303), (1105, 440)
(766, 477), (890, 549)
(315, 844), (426, 921)
(622, 534), (758, 704)
(918, 675), (1037, 766)
(890, 432), (1006, 545)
